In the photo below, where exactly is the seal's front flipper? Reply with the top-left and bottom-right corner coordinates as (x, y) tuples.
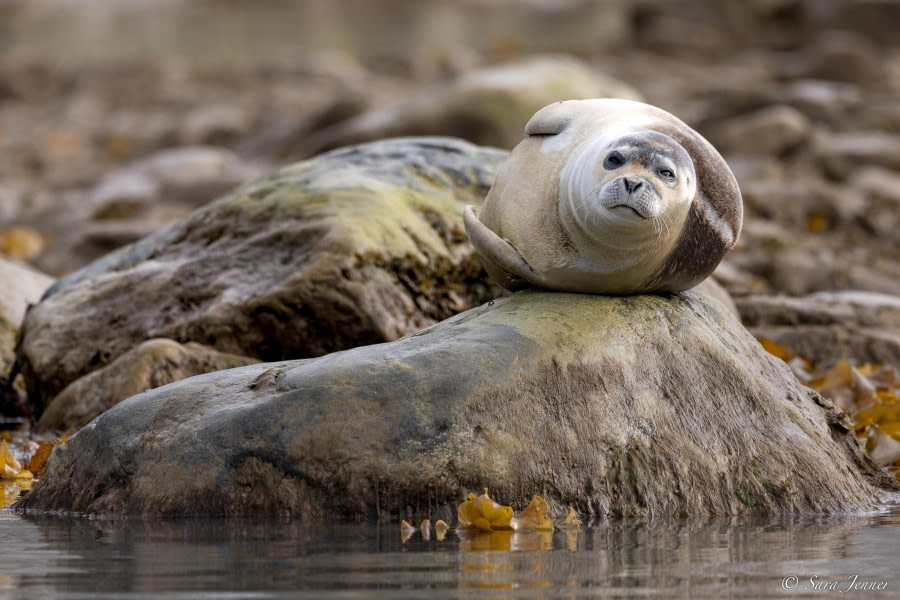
(463, 205), (540, 291)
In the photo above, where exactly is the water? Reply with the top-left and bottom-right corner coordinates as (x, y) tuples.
(1, 509), (897, 599)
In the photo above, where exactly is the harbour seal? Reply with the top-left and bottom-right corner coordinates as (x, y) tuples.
(464, 99), (742, 294)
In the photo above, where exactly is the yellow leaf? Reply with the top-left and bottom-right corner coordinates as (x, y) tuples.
(27, 441), (56, 476)
(434, 520), (449, 541)
(0, 440), (22, 476)
(2, 463), (17, 479)
(881, 422), (900, 439)
(456, 488), (514, 532)
(513, 495), (554, 532)
(14, 469), (32, 481)
(399, 519), (419, 543)
(810, 361), (856, 411)
(758, 338), (794, 361)
(0, 226), (46, 262)
(807, 213), (828, 232)
(561, 506), (582, 528)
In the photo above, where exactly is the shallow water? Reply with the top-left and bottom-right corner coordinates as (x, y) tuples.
(1, 508), (897, 599)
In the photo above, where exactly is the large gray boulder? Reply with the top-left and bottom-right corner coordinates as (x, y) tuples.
(18, 291), (895, 518)
(17, 138), (506, 419)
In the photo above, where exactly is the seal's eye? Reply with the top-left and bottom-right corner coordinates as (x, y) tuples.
(604, 151), (625, 170)
(658, 168), (675, 181)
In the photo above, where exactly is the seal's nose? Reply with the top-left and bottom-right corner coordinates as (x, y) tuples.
(623, 177), (642, 193)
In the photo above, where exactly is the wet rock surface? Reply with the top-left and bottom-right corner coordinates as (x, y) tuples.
(17, 138), (505, 419)
(17, 291), (894, 518)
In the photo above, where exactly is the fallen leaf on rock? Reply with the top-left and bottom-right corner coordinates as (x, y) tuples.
(810, 361), (858, 411)
(560, 506), (582, 529)
(457, 488), (514, 532)
(26, 441), (55, 476)
(512, 495), (553, 532)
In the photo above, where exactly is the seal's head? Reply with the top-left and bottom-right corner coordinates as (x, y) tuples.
(592, 131), (695, 220)
(562, 129), (696, 256)
(463, 99), (742, 294)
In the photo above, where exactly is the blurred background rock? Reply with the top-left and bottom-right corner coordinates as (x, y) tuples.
(0, 0), (898, 294)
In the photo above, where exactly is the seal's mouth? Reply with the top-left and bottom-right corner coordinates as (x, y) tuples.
(597, 176), (663, 220)
(607, 204), (649, 219)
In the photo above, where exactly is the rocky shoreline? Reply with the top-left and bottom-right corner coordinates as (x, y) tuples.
(3, 0), (900, 517)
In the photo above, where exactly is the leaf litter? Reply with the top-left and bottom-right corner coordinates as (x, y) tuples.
(759, 338), (900, 477)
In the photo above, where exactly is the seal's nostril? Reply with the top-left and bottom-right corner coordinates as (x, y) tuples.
(623, 177), (642, 193)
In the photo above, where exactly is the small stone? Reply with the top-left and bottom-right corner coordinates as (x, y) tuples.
(36, 338), (260, 433)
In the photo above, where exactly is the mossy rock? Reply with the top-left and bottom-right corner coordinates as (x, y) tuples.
(17, 137), (506, 419)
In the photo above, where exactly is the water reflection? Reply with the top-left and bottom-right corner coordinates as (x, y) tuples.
(1, 509), (896, 598)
